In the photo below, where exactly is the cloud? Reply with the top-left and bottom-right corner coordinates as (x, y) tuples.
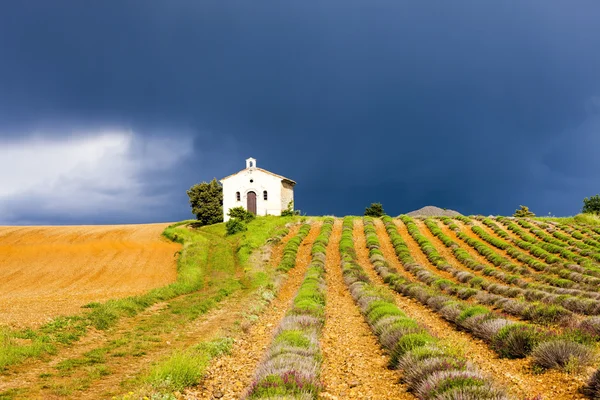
(0, 130), (193, 224)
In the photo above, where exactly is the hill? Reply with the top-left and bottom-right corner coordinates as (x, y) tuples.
(405, 205), (462, 217)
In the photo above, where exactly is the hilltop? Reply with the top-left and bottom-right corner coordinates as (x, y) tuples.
(405, 205), (462, 217)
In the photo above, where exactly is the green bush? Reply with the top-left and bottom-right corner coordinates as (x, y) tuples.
(364, 202), (385, 217)
(491, 324), (546, 358)
(390, 333), (437, 367)
(227, 206), (255, 222)
(225, 218), (247, 235)
(281, 200), (300, 217)
(583, 195), (600, 215)
(513, 205), (535, 218)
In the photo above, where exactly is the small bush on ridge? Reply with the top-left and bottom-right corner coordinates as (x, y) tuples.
(364, 202), (385, 217)
(225, 218), (247, 235)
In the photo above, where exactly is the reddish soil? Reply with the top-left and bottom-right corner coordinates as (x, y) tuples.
(0, 224), (180, 327)
(319, 219), (409, 399)
(189, 222), (323, 399)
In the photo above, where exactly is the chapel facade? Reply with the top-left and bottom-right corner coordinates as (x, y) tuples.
(220, 158), (295, 222)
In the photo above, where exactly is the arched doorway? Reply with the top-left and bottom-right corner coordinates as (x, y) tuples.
(247, 191), (257, 215)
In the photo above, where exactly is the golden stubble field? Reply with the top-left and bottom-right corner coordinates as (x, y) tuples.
(0, 223), (180, 328)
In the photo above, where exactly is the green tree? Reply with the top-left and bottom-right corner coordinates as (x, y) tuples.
(583, 195), (600, 215)
(364, 202), (385, 217)
(513, 205), (535, 218)
(187, 178), (223, 225)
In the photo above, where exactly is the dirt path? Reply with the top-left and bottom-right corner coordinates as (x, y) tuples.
(188, 222), (323, 400)
(0, 223), (180, 327)
(318, 219), (409, 400)
(367, 219), (589, 400)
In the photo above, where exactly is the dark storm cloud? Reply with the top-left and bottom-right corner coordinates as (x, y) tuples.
(1, 1), (600, 223)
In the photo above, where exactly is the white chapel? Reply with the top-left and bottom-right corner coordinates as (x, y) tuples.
(220, 158), (296, 222)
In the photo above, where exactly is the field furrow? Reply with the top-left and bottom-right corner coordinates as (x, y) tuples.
(392, 219), (462, 284)
(190, 222), (322, 399)
(319, 219), (406, 399)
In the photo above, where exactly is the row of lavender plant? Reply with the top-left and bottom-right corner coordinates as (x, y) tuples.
(521, 220), (600, 273)
(517, 218), (600, 262)
(428, 219), (600, 327)
(444, 216), (600, 294)
(276, 223), (312, 273)
(496, 217), (600, 280)
(567, 223), (600, 247)
(346, 217), (508, 399)
(464, 219), (600, 297)
(245, 218), (334, 399)
(423, 219), (591, 321)
(401, 215), (579, 326)
(548, 220), (600, 247)
(533, 220), (600, 256)
(473, 219), (600, 300)
(376, 216), (594, 370)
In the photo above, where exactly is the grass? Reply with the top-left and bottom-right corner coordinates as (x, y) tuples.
(145, 337), (234, 392)
(0, 215), (299, 373)
(536, 213), (600, 227)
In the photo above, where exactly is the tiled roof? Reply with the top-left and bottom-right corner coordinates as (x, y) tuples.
(220, 167), (296, 185)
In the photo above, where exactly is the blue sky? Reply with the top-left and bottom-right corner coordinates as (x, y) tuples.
(1, 1), (599, 224)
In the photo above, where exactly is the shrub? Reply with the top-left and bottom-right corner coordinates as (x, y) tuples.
(414, 370), (487, 399)
(390, 333), (437, 367)
(531, 340), (593, 371)
(472, 319), (513, 342)
(367, 303), (405, 325)
(402, 356), (468, 388)
(225, 218), (247, 235)
(578, 317), (600, 336)
(364, 202), (385, 217)
(434, 385), (509, 400)
(281, 200), (300, 217)
(513, 205), (535, 218)
(583, 369), (600, 399)
(227, 206), (255, 222)
(491, 324), (546, 358)
(457, 306), (490, 324)
(583, 194), (600, 215)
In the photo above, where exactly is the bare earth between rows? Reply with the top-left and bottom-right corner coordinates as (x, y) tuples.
(189, 222), (323, 399)
(319, 219), (408, 400)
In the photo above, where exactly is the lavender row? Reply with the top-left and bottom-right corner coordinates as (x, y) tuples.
(245, 218), (334, 399)
(375, 216), (594, 369)
(346, 217), (508, 399)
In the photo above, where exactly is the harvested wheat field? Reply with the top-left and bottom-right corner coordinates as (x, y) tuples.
(0, 223), (179, 327)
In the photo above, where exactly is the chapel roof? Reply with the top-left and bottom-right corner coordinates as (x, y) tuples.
(220, 167), (296, 185)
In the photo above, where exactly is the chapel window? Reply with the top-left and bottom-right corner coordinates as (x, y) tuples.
(263, 190), (268, 200)
(236, 191), (241, 201)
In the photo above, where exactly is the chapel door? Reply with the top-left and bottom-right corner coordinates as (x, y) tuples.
(247, 191), (257, 215)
